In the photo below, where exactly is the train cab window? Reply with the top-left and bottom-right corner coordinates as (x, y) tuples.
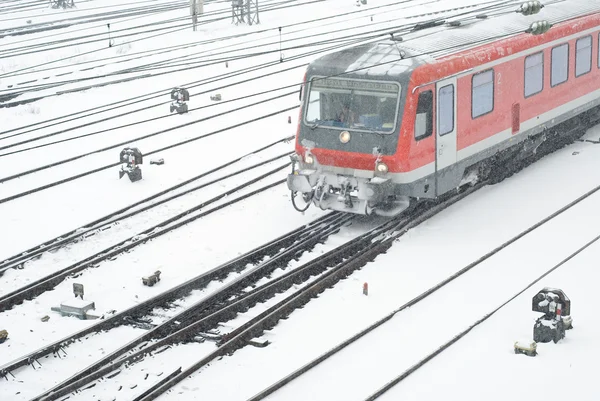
(551, 43), (569, 87)
(524, 52), (543, 97)
(472, 69), (494, 118)
(305, 89), (324, 122)
(575, 36), (592, 77)
(414, 90), (433, 140)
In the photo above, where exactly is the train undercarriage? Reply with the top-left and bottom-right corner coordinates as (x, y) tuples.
(288, 162), (411, 216)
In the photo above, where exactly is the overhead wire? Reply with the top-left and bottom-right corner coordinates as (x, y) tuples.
(0, 0), (512, 144)
(0, 0), (555, 161)
(0, 1), (586, 203)
(0, 0), (424, 77)
(0, 0), (504, 102)
(0, 0), (440, 87)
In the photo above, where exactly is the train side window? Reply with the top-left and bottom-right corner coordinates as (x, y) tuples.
(575, 35), (592, 77)
(551, 43), (569, 87)
(438, 84), (454, 136)
(598, 33), (600, 69)
(415, 90), (433, 141)
(472, 69), (494, 119)
(524, 52), (543, 97)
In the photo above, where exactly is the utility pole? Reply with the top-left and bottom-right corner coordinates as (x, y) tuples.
(191, 0), (203, 31)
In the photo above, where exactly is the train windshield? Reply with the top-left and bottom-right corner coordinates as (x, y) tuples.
(305, 77), (400, 134)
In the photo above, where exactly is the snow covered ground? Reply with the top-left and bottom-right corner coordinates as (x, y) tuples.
(1, 0), (600, 400)
(155, 126), (600, 401)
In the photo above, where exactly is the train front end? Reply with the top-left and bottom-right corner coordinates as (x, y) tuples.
(287, 45), (413, 216)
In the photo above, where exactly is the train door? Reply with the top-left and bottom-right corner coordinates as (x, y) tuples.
(435, 77), (457, 196)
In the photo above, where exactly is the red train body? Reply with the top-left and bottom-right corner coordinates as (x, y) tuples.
(287, 0), (600, 216)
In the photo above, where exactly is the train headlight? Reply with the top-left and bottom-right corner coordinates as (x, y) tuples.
(304, 154), (314, 164)
(376, 162), (388, 174)
(339, 131), (351, 144)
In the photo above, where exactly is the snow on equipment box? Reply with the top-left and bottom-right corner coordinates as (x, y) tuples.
(51, 299), (97, 320)
(514, 340), (537, 357)
(142, 270), (161, 287)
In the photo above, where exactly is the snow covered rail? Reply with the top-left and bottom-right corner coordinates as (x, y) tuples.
(130, 183), (487, 401)
(28, 213), (353, 401)
(0, 211), (343, 382)
(0, 165), (291, 313)
(0, 105), (299, 204)
(0, 137), (294, 275)
(246, 184), (600, 401)
(363, 228), (600, 401)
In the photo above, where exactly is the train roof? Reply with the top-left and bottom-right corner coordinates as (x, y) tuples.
(307, 0), (600, 80)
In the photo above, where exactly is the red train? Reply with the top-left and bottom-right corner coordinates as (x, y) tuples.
(287, 0), (600, 216)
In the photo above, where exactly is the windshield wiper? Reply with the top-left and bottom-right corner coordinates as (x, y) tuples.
(309, 119), (335, 130)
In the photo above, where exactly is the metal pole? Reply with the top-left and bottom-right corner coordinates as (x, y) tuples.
(107, 23), (112, 48)
(246, 0), (251, 26)
(191, 0), (197, 31)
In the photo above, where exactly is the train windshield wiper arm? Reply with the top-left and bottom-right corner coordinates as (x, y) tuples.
(310, 119), (335, 130)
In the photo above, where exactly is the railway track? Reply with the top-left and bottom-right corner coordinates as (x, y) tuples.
(0, 105), (299, 204)
(8, 105), (594, 400)
(246, 181), (600, 400)
(120, 116), (598, 401)
(0, 0), (509, 109)
(0, 211), (348, 383)
(0, 160), (293, 313)
(28, 212), (391, 401)
(363, 236), (600, 401)
(94, 182), (485, 401)
(28, 180), (485, 401)
(0, 137), (293, 274)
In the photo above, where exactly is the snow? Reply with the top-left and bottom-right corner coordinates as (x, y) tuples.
(59, 299), (95, 309)
(159, 128), (600, 401)
(1, 0), (600, 400)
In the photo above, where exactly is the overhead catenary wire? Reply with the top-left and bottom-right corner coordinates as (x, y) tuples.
(0, 0), (443, 77)
(0, 0), (520, 152)
(0, 0), (435, 76)
(0, 0), (458, 133)
(0, 0), (318, 61)
(0, 0), (564, 167)
(0, 18), (567, 191)
(0, 0), (517, 115)
(0, 1), (587, 207)
(3, 0), (544, 166)
(0, 0), (327, 81)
